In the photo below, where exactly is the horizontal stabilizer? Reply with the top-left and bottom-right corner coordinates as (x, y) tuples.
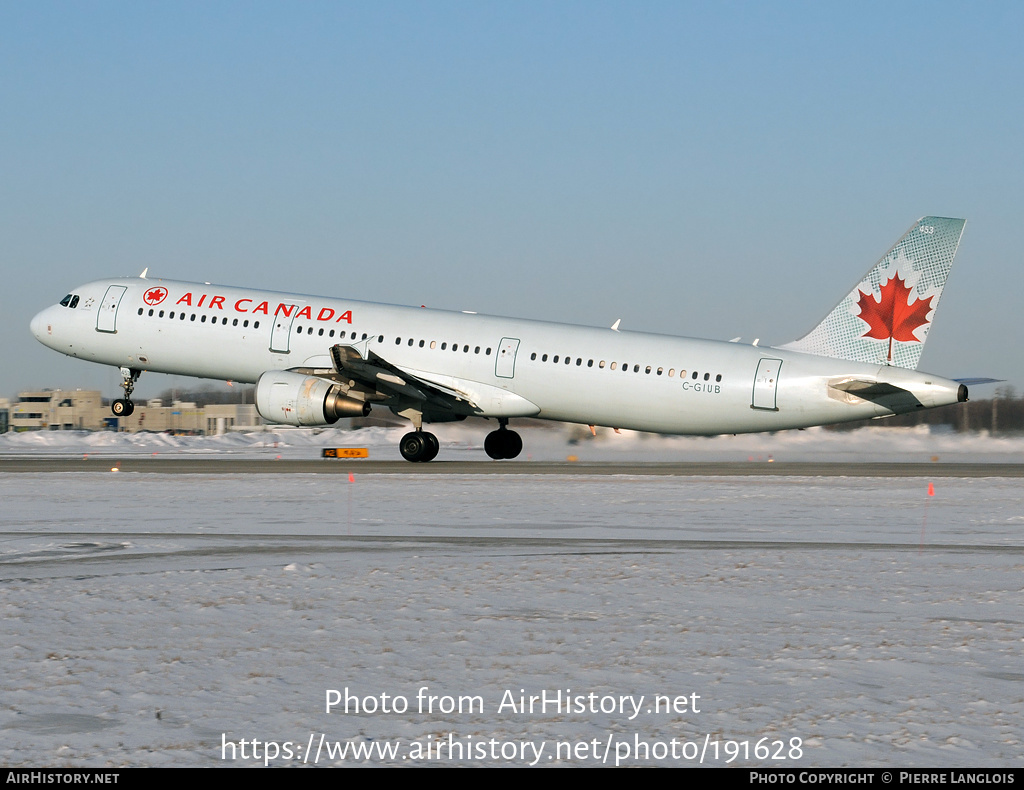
(953, 378), (1002, 386)
(829, 378), (912, 398)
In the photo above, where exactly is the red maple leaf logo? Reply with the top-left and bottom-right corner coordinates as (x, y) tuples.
(143, 287), (168, 306)
(856, 273), (933, 361)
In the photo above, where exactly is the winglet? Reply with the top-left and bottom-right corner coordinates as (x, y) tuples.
(779, 217), (966, 370)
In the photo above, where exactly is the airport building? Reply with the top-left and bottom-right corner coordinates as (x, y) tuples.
(6, 389), (260, 434)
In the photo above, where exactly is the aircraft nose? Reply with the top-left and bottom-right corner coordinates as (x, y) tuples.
(30, 307), (52, 343)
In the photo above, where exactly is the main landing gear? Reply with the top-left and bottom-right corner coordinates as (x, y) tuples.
(484, 419), (523, 460)
(399, 431), (440, 462)
(111, 367), (140, 418)
(397, 408), (440, 462)
(396, 412), (523, 462)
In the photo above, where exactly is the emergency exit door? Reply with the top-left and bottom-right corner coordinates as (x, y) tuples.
(751, 357), (782, 410)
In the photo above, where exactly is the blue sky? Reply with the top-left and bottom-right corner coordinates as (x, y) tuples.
(2, 1), (1021, 400)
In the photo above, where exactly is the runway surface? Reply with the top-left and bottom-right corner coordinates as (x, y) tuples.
(3, 424), (1023, 766)
(2, 457), (1024, 476)
(3, 466), (1022, 766)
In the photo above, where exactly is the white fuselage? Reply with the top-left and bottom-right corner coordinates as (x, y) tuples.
(31, 277), (964, 434)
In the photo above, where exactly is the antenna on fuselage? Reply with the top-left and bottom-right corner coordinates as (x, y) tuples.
(610, 319), (621, 332)
(139, 268), (148, 279)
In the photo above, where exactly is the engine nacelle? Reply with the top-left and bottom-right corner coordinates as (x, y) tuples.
(255, 371), (370, 426)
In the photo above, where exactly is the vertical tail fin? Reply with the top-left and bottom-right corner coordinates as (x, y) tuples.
(778, 216), (966, 369)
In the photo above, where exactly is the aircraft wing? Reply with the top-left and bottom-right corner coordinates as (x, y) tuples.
(327, 342), (475, 416)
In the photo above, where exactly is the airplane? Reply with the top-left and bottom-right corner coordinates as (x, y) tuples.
(31, 216), (975, 462)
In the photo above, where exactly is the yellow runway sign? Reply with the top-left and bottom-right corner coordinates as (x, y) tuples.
(321, 448), (369, 459)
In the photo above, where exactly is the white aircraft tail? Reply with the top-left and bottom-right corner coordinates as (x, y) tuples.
(779, 216), (966, 370)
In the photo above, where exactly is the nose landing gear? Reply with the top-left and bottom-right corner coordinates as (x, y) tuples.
(112, 367), (140, 417)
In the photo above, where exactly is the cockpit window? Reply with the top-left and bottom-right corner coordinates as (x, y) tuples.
(69, 295), (79, 308)
(60, 294), (73, 307)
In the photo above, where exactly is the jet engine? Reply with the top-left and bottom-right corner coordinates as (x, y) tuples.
(255, 371), (370, 426)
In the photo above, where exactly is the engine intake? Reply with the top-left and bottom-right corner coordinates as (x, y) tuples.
(255, 371), (370, 426)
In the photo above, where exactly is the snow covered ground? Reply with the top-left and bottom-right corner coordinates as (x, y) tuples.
(2, 421), (1024, 464)
(1, 427), (1022, 766)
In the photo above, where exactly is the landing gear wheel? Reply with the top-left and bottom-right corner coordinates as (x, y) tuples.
(422, 432), (440, 462)
(503, 430), (523, 459)
(111, 398), (135, 417)
(400, 431), (439, 462)
(484, 429), (523, 460)
(114, 367), (140, 418)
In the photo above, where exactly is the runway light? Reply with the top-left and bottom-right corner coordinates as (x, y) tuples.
(349, 473), (355, 483)
(928, 482), (935, 496)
